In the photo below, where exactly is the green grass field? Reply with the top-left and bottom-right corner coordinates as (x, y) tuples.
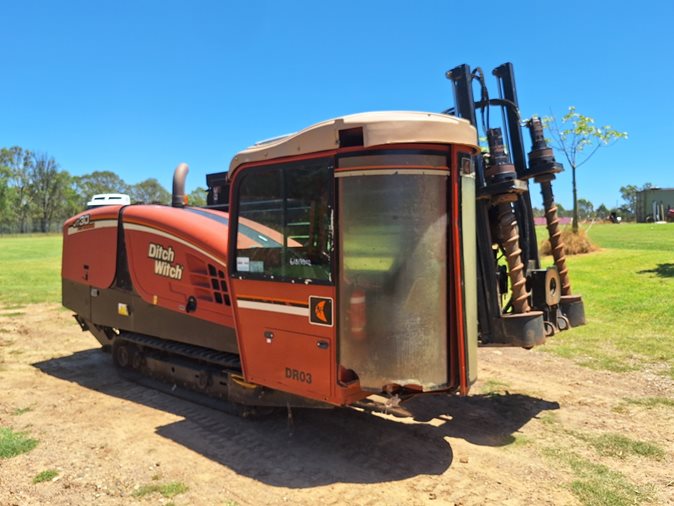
(538, 223), (674, 378)
(0, 235), (62, 307)
(0, 223), (673, 377)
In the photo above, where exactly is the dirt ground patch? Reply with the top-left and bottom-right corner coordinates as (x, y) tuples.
(1, 305), (673, 505)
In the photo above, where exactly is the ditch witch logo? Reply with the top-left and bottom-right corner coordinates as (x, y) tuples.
(148, 243), (184, 280)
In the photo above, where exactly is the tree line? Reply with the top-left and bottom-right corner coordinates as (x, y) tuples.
(0, 142), (653, 234)
(0, 146), (206, 234)
(532, 199), (610, 221)
(532, 183), (654, 223)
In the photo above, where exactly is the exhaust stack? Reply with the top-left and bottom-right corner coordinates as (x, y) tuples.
(172, 163), (189, 208)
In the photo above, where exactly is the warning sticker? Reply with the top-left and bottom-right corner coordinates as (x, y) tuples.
(309, 296), (333, 327)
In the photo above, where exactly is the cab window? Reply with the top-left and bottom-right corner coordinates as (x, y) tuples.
(234, 159), (333, 283)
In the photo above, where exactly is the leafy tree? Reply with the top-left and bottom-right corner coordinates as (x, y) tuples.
(74, 171), (129, 207)
(188, 186), (207, 207)
(0, 147), (33, 232)
(577, 198), (594, 220)
(544, 107), (627, 233)
(1, 147), (80, 232)
(0, 151), (14, 227)
(619, 184), (637, 220)
(61, 176), (82, 219)
(620, 182), (653, 220)
(596, 203), (609, 220)
(29, 153), (72, 232)
(129, 178), (170, 205)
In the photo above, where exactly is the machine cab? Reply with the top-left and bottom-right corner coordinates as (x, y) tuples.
(226, 111), (479, 405)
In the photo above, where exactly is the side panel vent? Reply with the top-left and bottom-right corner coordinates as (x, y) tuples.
(208, 263), (231, 306)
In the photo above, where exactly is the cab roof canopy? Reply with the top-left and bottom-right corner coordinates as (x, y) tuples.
(229, 111), (478, 174)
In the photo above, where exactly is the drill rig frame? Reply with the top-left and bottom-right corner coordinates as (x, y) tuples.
(446, 62), (585, 346)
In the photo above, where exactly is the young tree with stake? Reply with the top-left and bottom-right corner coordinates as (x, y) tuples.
(544, 107), (627, 233)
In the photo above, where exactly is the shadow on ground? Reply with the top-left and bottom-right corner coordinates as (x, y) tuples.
(638, 263), (674, 278)
(34, 348), (558, 487)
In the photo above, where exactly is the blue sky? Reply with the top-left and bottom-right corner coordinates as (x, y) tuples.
(2, 1), (673, 210)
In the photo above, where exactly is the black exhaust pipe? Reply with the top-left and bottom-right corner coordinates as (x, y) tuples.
(172, 163), (189, 208)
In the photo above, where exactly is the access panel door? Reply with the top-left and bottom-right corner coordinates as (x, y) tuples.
(228, 158), (337, 402)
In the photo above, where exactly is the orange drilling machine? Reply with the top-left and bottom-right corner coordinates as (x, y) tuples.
(62, 63), (584, 413)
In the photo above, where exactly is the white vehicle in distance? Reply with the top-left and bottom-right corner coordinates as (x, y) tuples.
(86, 193), (131, 209)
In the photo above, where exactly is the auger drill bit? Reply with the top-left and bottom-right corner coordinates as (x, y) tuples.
(486, 128), (532, 314)
(495, 199), (531, 313)
(526, 117), (571, 296)
(540, 178), (571, 295)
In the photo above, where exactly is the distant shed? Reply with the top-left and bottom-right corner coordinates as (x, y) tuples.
(635, 188), (674, 222)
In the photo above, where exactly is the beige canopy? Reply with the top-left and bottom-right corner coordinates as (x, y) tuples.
(229, 111), (478, 174)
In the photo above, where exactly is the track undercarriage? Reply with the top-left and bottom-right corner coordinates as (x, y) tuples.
(107, 331), (332, 415)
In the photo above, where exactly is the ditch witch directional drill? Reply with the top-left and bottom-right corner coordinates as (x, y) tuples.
(61, 61), (585, 415)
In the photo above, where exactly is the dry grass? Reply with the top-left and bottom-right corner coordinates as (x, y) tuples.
(540, 227), (598, 256)
(132, 481), (188, 499)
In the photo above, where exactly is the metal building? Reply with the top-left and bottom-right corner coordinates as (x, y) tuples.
(636, 188), (674, 222)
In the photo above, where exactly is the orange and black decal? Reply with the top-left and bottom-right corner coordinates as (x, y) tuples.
(309, 296), (333, 327)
